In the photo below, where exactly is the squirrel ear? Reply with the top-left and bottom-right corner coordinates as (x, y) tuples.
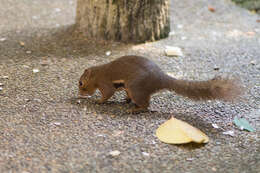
(84, 69), (92, 79)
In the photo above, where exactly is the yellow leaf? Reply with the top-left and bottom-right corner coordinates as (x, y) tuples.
(156, 117), (209, 144)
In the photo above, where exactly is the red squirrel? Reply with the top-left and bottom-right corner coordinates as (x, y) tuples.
(78, 55), (242, 113)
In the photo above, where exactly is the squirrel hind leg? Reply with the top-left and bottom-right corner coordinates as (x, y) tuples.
(126, 88), (150, 113)
(125, 90), (132, 103)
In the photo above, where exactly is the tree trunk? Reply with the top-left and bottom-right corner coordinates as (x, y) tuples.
(75, 0), (170, 43)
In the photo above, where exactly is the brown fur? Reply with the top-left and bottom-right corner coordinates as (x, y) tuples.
(78, 56), (243, 113)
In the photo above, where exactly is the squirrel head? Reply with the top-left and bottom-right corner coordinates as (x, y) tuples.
(78, 68), (97, 97)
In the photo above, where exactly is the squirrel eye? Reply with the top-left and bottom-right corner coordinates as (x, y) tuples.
(79, 81), (83, 86)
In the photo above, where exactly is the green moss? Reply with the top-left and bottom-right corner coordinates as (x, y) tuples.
(160, 21), (170, 39)
(101, 16), (108, 38)
(231, 0), (260, 12)
(112, 0), (118, 5)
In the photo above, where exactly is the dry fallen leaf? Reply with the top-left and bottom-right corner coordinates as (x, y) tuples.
(233, 117), (255, 132)
(20, 41), (25, 46)
(208, 6), (216, 12)
(245, 31), (255, 36)
(156, 117), (209, 144)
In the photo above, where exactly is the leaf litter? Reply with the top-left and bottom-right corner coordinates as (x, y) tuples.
(233, 117), (255, 132)
(156, 117), (209, 144)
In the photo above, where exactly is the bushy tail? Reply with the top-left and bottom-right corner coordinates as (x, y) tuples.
(167, 76), (243, 101)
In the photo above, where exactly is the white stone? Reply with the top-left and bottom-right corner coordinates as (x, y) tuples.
(181, 36), (187, 40)
(0, 38), (6, 42)
(223, 130), (235, 137)
(106, 51), (111, 56)
(53, 122), (61, 126)
(142, 152), (150, 156)
(33, 69), (39, 73)
(55, 8), (61, 12)
(212, 123), (219, 129)
(177, 24), (183, 29)
(109, 150), (120, 156)
(165, 46), (184, 57)
(169, 31), (175, 36)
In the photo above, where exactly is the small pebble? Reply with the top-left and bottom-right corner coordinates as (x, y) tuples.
(33, 69), (39, 73)
(0, 83), (3, 86)
(169, 31), (175, 36)
(33, 98), (41, 102)
(186, 158), (194, 161)
(26, 50), (32, 54)
(23, 65), (30, 68)
(77, 99), (81, 104)
(110, 114), (116, 118)
(0, 87), (3, 91)
(213, 66), (220, 71)
(177, 24), (183, 29)
(250, 61), (256, 65)
(208, 6), (216, 12)
(106, 51), (111, 56)
(97, 116), (103, 120)
(2, 76), (8, 79)
(21, 171), (30, 173)
(216, 141), (221, 145)
(165, 46), (184, 57)
(246, 31), (255, 36)
(223, 130), (235, 137)
(212, 123), (219, 129)
(113, 130), (124, 136)
(55, 8), (61, 12)
(0, 38), (6, 42)
(212, 167), (217, 172)
(20, 41), (25, 46)
(109, 150), (121, 156)
(181, 36), (187, 40)
(142, 152), (150, 157)
(53, 122), (61, 126)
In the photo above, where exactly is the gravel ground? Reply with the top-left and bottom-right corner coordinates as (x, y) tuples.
(0, 0), (259, 172)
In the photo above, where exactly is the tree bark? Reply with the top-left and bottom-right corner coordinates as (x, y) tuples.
(75, 0), (170, 43)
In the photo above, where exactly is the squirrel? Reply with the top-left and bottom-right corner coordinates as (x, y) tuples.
(78, 55), (243, 113)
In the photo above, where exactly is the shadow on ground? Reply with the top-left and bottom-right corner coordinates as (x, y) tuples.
(1, 24), (131, 60)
